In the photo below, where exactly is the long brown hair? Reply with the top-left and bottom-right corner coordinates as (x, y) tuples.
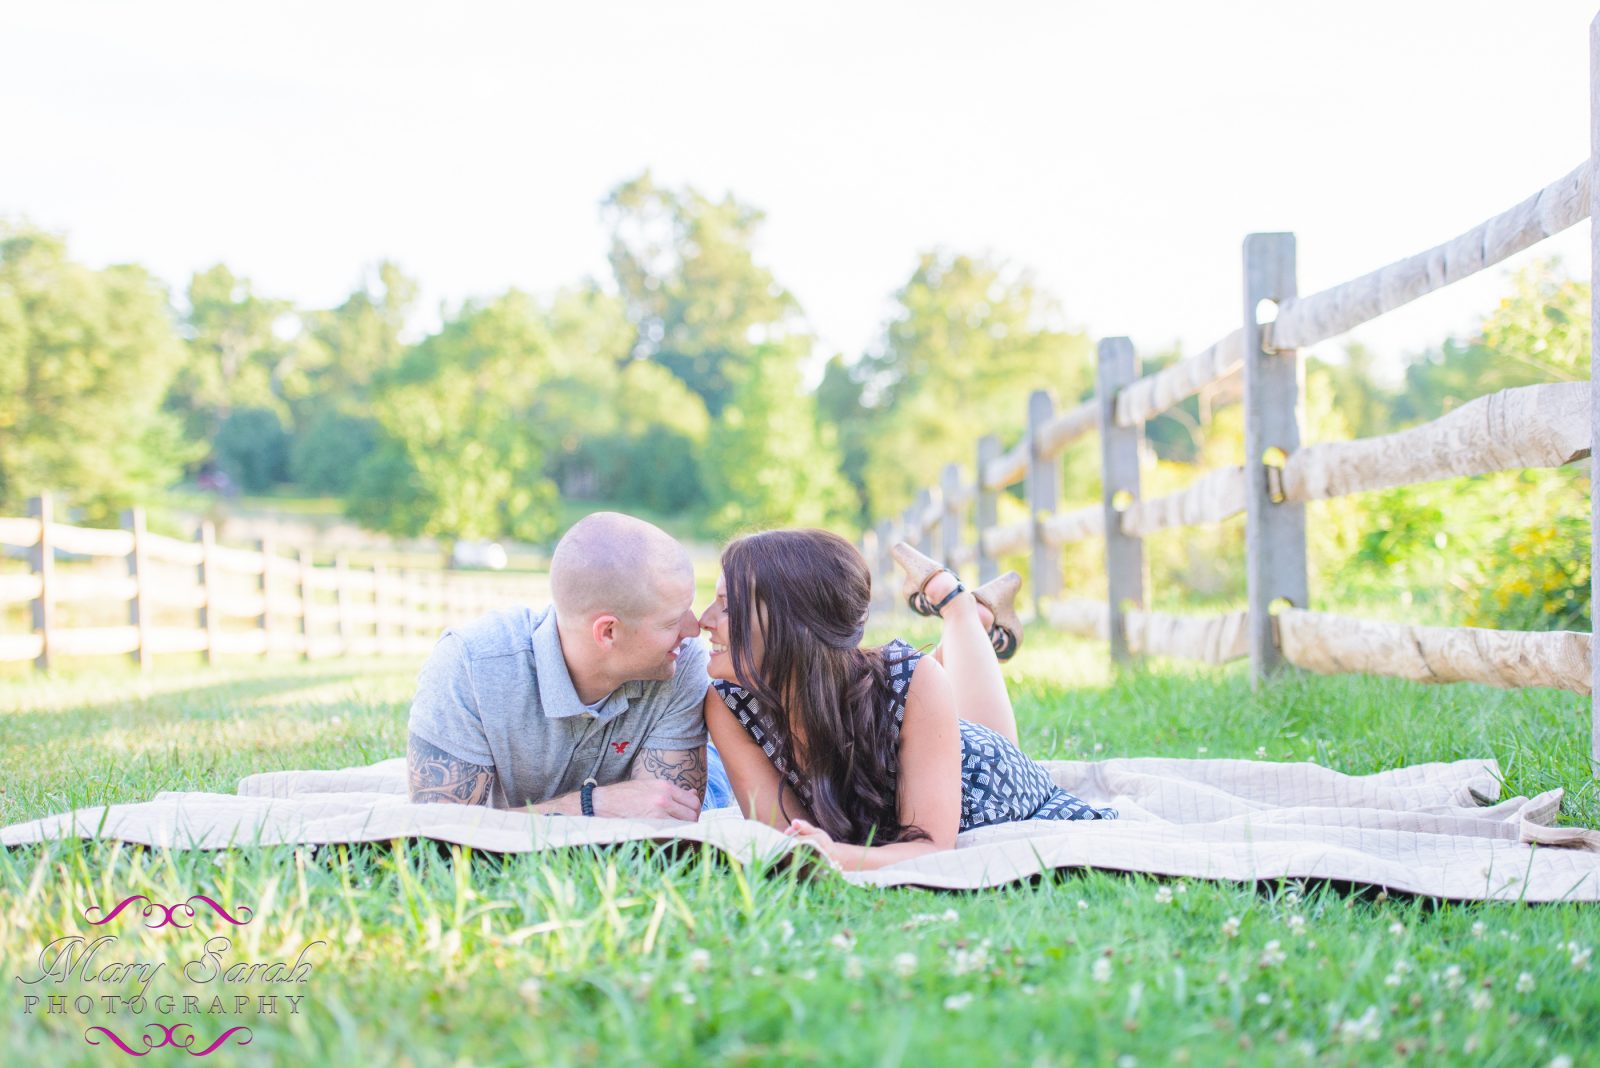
(720, 529), (928, 846)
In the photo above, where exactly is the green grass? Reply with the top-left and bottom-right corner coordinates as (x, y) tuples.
(3, 630), (1598, 1066)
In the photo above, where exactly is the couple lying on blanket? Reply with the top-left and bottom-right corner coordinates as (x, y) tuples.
(406, 513), (1115, 873)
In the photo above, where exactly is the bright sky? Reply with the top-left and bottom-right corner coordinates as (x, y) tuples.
(3, 1), (1595, 383)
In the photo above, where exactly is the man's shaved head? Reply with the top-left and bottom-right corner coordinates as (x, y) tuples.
(550, 512), (693, 622)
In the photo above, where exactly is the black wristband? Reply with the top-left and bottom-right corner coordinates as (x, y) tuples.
(580, 778), (597, 817)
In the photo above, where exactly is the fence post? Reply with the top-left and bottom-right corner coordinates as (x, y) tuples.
(1589, 11), (1600, 777)
(256, 538), (273, 660)
(975, 434), (1000, 584)
(1242, 233), (1309, 682)
(1027, 390), (1061, 618)
(912, 489), (934, 556)
(373, 561), (390, 656)
(875, 519), (895, 614)
(197, 520), (218, 666)
(297, 549), (313, 661)
(940, 462), (963, 567)
(123, 507), (150, 672)
(28, 494), (53, 672)
(335, 553), (352, 655)
(1097, 338), (1144, 663)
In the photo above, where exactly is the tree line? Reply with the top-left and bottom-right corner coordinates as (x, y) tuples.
(0, 172), (1589, 620)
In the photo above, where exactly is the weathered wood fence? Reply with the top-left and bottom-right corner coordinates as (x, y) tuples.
(863, 32), (1600, 772)
(0, 493), (544, 671)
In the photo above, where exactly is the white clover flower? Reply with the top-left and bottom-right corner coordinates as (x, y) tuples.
(1255, 746), (1268, 758)
(1078, 899), (1090, 911)
(1283, 890), (1301, 907)
(1259, 940), (1286, 967)
(829, 931), (856, 952)
(1197, 746), (1208, 754)
(779, 919), (795, 943)
(1116, 1056), (1137, 1068)
(1469, 990), (1492, 1012)
(1337, 1006), (1381, 1044)
(750, 965), (765, 977)
(1570, 945), (1593, 971)
(1222, 916), (1241, 938)
(1392, 959), (1412, 975)
(1383, 973), (1401, 988)
(1175, 882), (1187, 894)
(1388, 921), (1405, 937)
(1286, 915), (1306, 936)
(1255, 993), (1271, 1006)
(680, 991), (697, 1005)
(1549, 1055), (1574, 1068)
(1443, 965), (1463, 990)
(1471, 921), (1485, 939)
(518, 978), (542, 1007)
(688, 948), (711, 973)
(892, 953), (918, 978)
(943, 992), (974, 1012)
(1093, 743), (1104, 753)
(798, 968), (817, 982)
(843, 956), (864, 981)
(1516, 972), (1535, 993)
(1092, 958), (1113, 984)
(949, 943), (991, 976)
(1154, 886), (1173, 905)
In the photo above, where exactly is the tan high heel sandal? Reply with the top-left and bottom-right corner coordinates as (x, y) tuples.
(971, 571), (1024, 661)
(890, 543), (966, 617)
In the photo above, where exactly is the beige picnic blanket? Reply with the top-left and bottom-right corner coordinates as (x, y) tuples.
(4, 756), (1599, 901)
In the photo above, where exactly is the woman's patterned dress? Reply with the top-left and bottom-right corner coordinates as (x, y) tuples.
(711, 638), (1117, 832)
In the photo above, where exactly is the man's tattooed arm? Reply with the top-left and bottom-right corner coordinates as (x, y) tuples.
(631, 745), (708, 807)
(407, 733), (497, 805)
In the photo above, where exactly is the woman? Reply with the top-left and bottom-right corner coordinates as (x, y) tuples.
(698, 529), (1116, 873)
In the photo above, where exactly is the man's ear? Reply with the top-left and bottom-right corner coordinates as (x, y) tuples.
(591, 614), (620, 649)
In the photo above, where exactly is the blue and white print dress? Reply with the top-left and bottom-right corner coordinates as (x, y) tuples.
(711, 638), (1118, 831)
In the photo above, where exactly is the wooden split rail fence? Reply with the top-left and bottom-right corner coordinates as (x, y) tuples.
(0, 493), (545, 671)
(863, 38), (1600, 770)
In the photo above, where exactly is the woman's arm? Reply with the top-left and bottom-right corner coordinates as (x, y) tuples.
(704, 686), (815, 830)
(788, 655), (963, 872)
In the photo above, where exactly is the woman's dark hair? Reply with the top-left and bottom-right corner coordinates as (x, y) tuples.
(720, 529), (928, 846)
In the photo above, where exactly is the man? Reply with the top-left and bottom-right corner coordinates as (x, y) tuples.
(406, 511), (731, 818)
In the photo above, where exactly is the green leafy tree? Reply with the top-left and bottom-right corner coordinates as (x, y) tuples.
(603, 175), (850, 530)
(700, 346), (852, 534)
(846, 251), (1095, 519)
(346, 290), (560, 546)
(603, 173), (806, 416)
(169, 264), (297, 449)
(285, 262), (419, 493)
(0, 224), (197, 520)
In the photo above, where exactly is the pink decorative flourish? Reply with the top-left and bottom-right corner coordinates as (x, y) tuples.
(84, 1024), (253, 1056)
(83, 894), (253, 928)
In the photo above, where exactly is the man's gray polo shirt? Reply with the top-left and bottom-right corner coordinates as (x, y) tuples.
(407, 605), (711, 809)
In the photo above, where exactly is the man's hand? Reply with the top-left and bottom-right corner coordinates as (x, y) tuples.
(590, 778), (701, 821)
(407, 733), (496, 805)
(632, 745), (708, 807)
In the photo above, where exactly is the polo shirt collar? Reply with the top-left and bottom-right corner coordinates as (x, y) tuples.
(533, 608), (643, 720)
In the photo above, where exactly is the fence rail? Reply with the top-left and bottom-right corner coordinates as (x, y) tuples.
(0, 493), (542, 671)
(861, 127), (1600, 770)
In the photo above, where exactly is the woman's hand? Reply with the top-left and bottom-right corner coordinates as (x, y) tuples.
(783, 818), (843, 869)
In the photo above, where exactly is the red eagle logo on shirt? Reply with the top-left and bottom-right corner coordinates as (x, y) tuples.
(611, 741), (631, 755)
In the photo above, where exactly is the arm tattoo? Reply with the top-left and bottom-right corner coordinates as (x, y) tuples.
(407, 733), (497, 806)
(633, 746), (708, 800)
